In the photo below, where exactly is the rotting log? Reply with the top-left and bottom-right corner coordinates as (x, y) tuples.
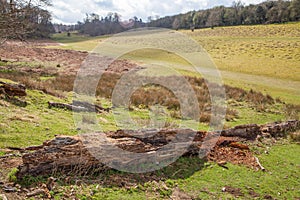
(16, 120), (300, 178)
(48, 101), (109, 113)
(221, 124), (260, 140)
(260, 120), (300, 138)
(0, 81), (26, 97)
(72, 100), (110, 113)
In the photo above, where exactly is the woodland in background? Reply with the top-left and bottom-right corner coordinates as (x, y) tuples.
(0, 0), (54, 43)
(1, 0), (300, 39)
(149, 0), (300, 30)
(75, 0), (300, 36)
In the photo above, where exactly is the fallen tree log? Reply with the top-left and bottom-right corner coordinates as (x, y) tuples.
(72, 100), (110, 113)
(17, 120), (300, 178)
(48, 101), (109, 113)
(0, 81), (26, 97)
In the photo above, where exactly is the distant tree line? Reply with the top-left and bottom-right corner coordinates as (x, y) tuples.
(74, 0), (300, 36)
(76, 13), (145, 36)
(2, 0), (299, 41)
(149, 0), (300, 30)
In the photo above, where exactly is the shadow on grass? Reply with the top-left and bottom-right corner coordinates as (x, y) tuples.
(1, 96), (27, 107)
(18, 157), (205, 188)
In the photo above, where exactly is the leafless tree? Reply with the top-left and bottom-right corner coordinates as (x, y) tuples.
(0, 0), (52, 44)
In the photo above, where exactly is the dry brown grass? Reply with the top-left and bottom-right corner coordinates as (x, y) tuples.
(0, 70), (280, 123)
(285, 104), (300, 120)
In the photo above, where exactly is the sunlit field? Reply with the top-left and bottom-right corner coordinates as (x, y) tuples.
(0, 22), (299, 200)
(51, 22), (300, 105)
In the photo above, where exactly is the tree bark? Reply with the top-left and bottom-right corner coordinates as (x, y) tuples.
(0, 81), (27, 97)
(16, 120), (300, 178)
(48, 101), (109, 113)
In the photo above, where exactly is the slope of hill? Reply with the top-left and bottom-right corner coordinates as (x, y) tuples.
(0, 22), (299, 199)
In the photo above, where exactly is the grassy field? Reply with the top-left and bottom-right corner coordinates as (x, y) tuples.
(0, 23), (299, 199)
(24, 143), (297, 199)
(185, 23), (300, 105)
(49, 32), (109, 51)
(51, 23), (300, 105)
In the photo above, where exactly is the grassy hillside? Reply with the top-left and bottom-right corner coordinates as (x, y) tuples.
(51, 23), (300, 105)
(0, 23), (299, 199)
(49, 33), (108, 51)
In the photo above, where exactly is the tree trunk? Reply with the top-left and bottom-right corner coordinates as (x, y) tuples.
(0, 81), (27, 97)
(16, 120), (300, 178)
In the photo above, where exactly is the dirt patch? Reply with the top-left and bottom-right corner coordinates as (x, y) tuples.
(0, 157), (22, 171)
(248, 188), (260, 198)
(208, 146), (258, 169)
(0, 41), (139, 76)
(222, 186), (244, 197)
(171, 187), (192, 200)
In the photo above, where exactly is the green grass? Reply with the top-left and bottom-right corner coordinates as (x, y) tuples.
(15, 143), (300, 199)
(184, 23), (300, 105)
(0, 90), (77, 148)
(7, 168), (18, 182)
(225, 101), (286, 128)
(0, 85), (297, 199)
(0, 151), (5, 156)
(177, 143), (300, 199)
(0, 23), (299, 199)
(48, 23), (300, 105)
(49, 32), (108, 51)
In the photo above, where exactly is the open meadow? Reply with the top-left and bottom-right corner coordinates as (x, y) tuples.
(0, 22), (299, 199)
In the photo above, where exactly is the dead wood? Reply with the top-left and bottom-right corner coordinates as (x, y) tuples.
(72, 100), (110, 112)
(0, 81), (26, 97)
(48, 101), (109, 113)
(254, 156), (265, 171)
(16, 120), (299, 178)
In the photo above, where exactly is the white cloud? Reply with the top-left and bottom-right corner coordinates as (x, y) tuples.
(49, 0), (264, 24)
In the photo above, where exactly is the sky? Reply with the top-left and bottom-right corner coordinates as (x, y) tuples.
(49, 0), (265, 24)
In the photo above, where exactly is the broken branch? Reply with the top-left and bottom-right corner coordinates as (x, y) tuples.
(255, 156), (265, 171)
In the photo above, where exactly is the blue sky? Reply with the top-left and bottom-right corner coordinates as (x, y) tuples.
(49, 0), (264, 24)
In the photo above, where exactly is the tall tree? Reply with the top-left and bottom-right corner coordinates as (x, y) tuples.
(0, 0), (53, 43)
(255, 5), (266, 23)
(289, 0), (300, 21)
(172, 18), (180, 30)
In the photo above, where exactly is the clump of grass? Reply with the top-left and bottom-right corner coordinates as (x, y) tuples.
(284, 104), (300, 120)
(7, 168), (18, 182)
(18, 175), (47, 187)
(0, 72), (64, 97)
(0, 69), (280, 124)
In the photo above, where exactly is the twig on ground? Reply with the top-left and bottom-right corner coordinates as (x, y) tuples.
(255, 156), (266, 171)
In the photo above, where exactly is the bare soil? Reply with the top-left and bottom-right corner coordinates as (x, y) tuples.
(0, 41), (138, 76)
